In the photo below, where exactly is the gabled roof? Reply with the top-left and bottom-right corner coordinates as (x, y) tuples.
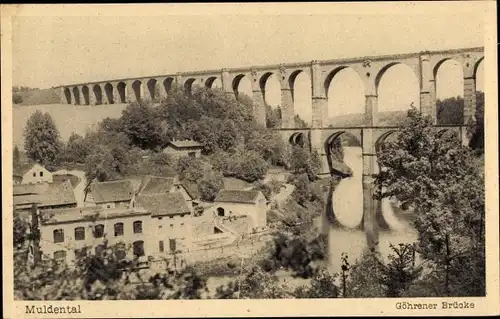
(138, 176), (177, 195)
(40, 206), (149, 225)
(214, 190), (263, 204)
(135, 193), (191, 217)
(89, 180), (134, 204)
(167, 140), (203, 149)
(13, 180), (76, 208)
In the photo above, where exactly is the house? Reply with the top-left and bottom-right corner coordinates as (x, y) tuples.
(86, 180), (135, 209)
(32, 191), (195, 269)
(162, 139), (203, 159)
(32, 206), (152, 267)
(135, 192), (193, 254)
(213, 190), (267, 230)
(19, 163), (53, 184)
(136, 175), (194, 209)
(14, 180), (77, 218)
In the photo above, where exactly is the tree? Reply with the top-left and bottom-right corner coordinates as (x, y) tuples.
(291, 173), (311, 206)
(121, 101), (165, 150)
(13, 210), (27, 248)
(468, 91), (484, 152)
(266, 105), (282, 129)
(198, 171), (224, 202)
(84, 145), (121, 196)
(227, 150), (269, 183)
(177, 156), (206, 183)
(13, 93), (23, 104)
(345, 250), (386, 298)
(436, 96), (464, 125)
(374, 106), (485, 296)
(65, 132), (92, 164)
(23, 110), (63, 166)
(378, 243), (422, 297)
(294, 115), (309, 128)
(290, 146), (320, 181)
(13, 145), (21, 170)
(294, 269), (339, 298)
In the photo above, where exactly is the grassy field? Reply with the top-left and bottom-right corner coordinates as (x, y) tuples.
(15, 88), (61, 106)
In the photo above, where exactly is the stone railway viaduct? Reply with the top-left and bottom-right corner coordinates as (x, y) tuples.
(56, 46), (484, 239)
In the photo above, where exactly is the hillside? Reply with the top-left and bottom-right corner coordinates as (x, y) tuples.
(328, 110), (408, 127)
(15, 88), (61, 106)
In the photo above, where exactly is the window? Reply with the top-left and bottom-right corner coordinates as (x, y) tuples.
(133, 221), (143, 234)
(159, 240), (164, 252)
(106, 204), (111, 209)
(188, 151), (196, 158)
(180, 223), (184, 226)
(54, 250), (66, 262)
(169, 216), (174, 219)
(32, 172), (36, 177)
(94, 224), (105, 238)
(158, 217), (163, 220)
(40, 171), (43, 177)
(170, 224), (174, 228)
(133, 240), (145, 257)
(74, 227), (85, 241)
(53, 229), (64, 243)
(169, 239), (176, 252)
(29, 245), (34, 254)
(114, 222), (124, 237)
(217, 207), (225, 217)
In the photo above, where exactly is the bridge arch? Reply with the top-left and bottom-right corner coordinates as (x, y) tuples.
(132, 80), (142, 102)
(375, 62), (419, 119)
(434, 58), (464, 124)
(324, 66), (365, 123)
(117, 82), (127, 103)
(474, 57), (484, 79)
(260, 72), (281, 107)
(232, 74), (252, 100)
(289, 132), (307, 147)
(72, 87), (81, 105)
(104, 83), (114, 104)
(93, 84), (103, 105)
(205, 76), (222, 89)
(375, 130), (399, 154)
(163, 77), (174, 96)
(64, 87), (71, 104)
(184, 78), (196, 96)
(289, 70), (312, 126)
(81, 86), (90, 105)
(324, 130), (363, 229)
(147, 79), (158, 101)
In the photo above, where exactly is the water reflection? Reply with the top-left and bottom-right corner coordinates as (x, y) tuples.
(325, 147), (418, 273)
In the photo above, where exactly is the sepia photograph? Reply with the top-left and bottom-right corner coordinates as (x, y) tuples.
(2, 2), (498, 317)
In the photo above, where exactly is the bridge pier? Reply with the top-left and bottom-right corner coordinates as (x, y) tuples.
(280, 88), (294, 129)
(251, 70), (266, 126)
(463, 76), (477, 125)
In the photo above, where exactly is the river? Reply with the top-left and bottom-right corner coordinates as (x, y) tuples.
(324, 146), (418, 273)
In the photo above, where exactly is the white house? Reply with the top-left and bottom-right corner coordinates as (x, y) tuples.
(213, 190), (267, 230)
(21, 163), (53, 184)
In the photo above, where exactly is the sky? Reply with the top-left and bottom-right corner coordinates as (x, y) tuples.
(12, 5), (486, 123)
